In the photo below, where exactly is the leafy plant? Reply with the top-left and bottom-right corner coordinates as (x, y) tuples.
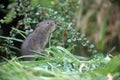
(0, 46), (109, 80)
(1, 46), (120, 80)
(0, 0), (97, 57)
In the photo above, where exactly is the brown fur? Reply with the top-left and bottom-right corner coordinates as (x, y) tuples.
(21, 20), (56, 60)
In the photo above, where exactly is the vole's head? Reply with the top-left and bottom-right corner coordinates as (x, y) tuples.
(36, 20), (56, 33)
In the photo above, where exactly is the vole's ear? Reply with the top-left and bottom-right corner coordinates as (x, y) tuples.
(35, 21), (44, 28)
(35, 23), (40, 28)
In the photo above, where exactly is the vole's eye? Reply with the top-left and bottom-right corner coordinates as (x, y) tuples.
(55, 21), (57, 24)
(47, 22), (49, 24)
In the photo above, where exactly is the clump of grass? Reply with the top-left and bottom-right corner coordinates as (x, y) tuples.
(0, 46), (120, 80)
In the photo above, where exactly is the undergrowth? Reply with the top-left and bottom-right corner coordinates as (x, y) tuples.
(0, 1), (120, 80)
(0, 46), (120, 80)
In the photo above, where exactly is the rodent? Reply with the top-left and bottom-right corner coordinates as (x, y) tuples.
(21, 20), (56, 60)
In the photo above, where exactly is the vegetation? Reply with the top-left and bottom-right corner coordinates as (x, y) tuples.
(0, 0), (120, 80)
(0, 46), (120, 80)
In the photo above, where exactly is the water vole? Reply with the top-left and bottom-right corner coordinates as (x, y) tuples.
(21, 20), (56, 60)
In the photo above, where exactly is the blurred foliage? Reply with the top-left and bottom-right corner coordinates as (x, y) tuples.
(0, 0), (120, 79)
(97, 11), (109, 51)
(0, 46), (119, 80)
(0, 0), (97, 58)
(0, 0), (120, 58)
(30, 0), (54, 7)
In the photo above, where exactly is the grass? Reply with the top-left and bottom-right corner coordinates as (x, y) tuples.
(0, 46), (120, 80)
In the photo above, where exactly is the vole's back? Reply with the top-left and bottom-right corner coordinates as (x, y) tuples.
(21, 20), (56, 60)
